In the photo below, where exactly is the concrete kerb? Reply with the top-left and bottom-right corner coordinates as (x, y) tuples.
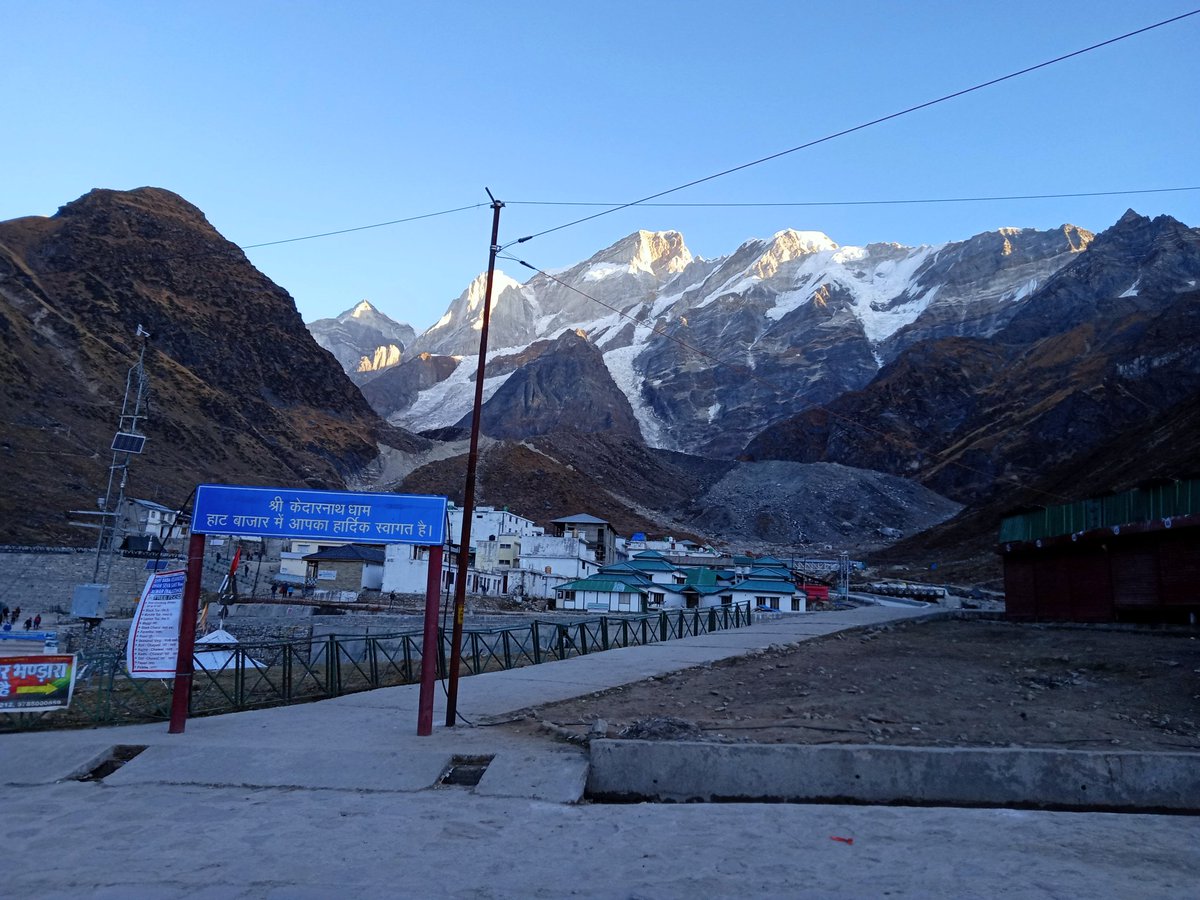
(467, 607), (1199, 814)
(586, 739), (1200, 813)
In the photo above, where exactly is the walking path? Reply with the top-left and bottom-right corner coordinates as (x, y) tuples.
(4, 605), (1197, 898)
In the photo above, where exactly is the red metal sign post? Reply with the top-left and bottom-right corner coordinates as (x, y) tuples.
(168, 531), (207, 734)
(417, 544), (444, 735)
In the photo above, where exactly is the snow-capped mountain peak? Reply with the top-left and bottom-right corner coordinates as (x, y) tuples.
(393, 219), (1109, 453)
(751, 229), (839, 279)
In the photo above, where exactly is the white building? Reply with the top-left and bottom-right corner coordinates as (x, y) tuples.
(382, 533), (597, 602)
(517, 534), (598, 579)
(381, 544), (504, 597)
(450, 504), (542, 546)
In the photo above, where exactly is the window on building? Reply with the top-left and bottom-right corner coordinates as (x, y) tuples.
(791, 598), (801, 611)
(720, 595), (732, 606)
(770, 598), (780, 610)
(651, 592), (665, 605)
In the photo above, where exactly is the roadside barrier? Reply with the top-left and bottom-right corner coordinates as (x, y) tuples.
(1, 603), (753, 731)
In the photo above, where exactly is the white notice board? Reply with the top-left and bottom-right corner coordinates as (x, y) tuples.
(125, 570), (187, 678)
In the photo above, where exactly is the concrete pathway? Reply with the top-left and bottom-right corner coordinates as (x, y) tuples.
(4, 605), (1197, 898)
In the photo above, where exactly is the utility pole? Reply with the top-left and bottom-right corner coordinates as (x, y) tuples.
(445, 190), (503, 727)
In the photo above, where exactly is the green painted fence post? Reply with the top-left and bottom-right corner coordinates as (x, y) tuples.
(327, 635), (339, 696)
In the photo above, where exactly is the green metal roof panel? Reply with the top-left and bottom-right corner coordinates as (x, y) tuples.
(558, 577), (645, 594)
(999, 478), (1200, 542)
(732, 579), (796, 594)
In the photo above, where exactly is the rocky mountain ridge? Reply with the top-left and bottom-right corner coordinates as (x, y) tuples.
(371, 221), (1094, 457)
(0, 187), (424, 543)
(307, 299), (417, 384)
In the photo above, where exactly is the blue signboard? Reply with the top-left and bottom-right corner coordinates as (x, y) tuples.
(192, 484), (447, 545)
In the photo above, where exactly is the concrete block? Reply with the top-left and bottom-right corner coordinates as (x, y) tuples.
(1, 743), (117, 785)
(588, 740), (1200, 811)
(475, 749), (588, 803)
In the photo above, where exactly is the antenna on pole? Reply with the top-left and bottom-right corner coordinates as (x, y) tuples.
(70, 326), (152, 627)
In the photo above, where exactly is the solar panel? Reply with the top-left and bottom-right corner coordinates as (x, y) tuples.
(111, 432), (147, 453)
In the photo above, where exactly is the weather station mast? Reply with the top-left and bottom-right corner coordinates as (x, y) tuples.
(69, 325), (152, 626)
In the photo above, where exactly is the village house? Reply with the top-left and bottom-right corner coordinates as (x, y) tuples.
(550, 513), (619, 566)
(276, 538), (354, 593)
(302, 543), (385, 599)
(118, 498), (188, 551)
(556, 550), (807, 613)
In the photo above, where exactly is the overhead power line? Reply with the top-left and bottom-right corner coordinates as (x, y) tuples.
(507, 186), (1200, 209)
(503, 9), (1200, 249)
(238, 202), (489, 250)
(499, 252), (1071, 503)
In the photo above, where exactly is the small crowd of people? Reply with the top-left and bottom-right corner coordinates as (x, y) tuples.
(0, 604), (42, 632)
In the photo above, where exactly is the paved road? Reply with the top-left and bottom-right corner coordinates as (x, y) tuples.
(4, 605), (1197, 898)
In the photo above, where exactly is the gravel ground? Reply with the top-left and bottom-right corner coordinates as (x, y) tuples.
(506, 618), (1200, 752)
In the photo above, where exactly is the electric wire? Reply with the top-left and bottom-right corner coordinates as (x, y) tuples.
(237, 203), (489, 251)
(507, 185), (1200, 209)
(501, 9), (1200, 249)
(499, 252), (1073, 503)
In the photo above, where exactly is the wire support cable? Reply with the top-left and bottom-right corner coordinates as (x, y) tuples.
(502, 9), (1200, 249)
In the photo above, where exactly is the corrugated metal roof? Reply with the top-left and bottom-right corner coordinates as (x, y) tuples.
(557, 577), (645, 594)
(999, 478), (1200, 542)
(732, 579), (796, 594)
(748, 566), (790, 577)
(302, 544), (385, 564)
(552, 513), (610, 525)
(685, 569), (720, 587)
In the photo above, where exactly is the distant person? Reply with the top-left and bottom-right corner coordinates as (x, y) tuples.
(23, 617), (32, 631)
(270, 584), (278, 598)
(33, 614), (41, 629)
(11, 606), (20, 622)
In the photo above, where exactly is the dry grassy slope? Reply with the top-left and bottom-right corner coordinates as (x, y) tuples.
(0, 187), (423, 543)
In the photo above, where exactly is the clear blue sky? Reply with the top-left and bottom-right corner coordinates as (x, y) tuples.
(3, 1), (1198, 332)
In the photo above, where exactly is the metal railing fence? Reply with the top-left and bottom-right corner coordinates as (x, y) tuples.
(1, 603), (752, 731)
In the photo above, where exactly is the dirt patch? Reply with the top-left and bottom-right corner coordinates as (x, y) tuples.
(501, 618), (1200, 752)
